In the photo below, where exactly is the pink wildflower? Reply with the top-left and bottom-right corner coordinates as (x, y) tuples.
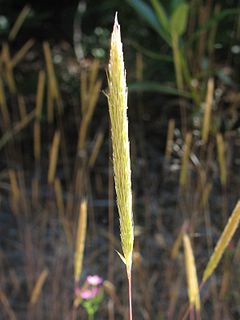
(80, 287), (99, 300)
(86, 275), (103, 286)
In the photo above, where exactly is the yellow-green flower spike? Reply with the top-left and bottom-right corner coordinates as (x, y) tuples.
(107, 13), (134, 274)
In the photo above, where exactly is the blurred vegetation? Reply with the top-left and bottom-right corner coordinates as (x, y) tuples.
(1, 0), (240, 319)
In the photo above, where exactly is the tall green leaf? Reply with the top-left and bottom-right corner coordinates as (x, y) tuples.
(150, 0), (169, 32)
(126, 0), (171, 45)
(170, 2), (189, 36)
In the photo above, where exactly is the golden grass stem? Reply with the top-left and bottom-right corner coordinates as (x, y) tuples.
(29, 269), (48, 305)
(202, 201), (240, 284)
(0, 109), (35, 151)
(0, 75), (10, 128)
(18, 95), (27, 120)
(35, 70), (45, 119)
(202, 78), (214, 143)
(11, 39), (35, 67)
(48, 130), (61, 184)
(183, 233), (201, 312)
(74, 199), (88, 283)
(9, 5), (31, 41)
(180, 133), (192, 187)
(43, 42), (62, 114)
(88, 131), (104, 168)
(165, 119), (175, 160)
(2, 43), (16, 93)
(216, 133), (227, 187)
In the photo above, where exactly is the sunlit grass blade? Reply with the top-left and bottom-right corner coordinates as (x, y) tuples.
(2, 43), (16, 93)
(9, 5), (31, 41)
(11, 39), (35, 67)
(180, 132), (192, 187)
(88, 130), (104, 168)
(183, 233), (201, 313)
(0, 75), (10, 128)
(165, 119), (175, 161)
(216, 132), (227, 187)
(202, 201), (240, 284)
(202, 78), (214, 143)
(74, 199), (88, 283)
(29, 269), (48, 305)
(48, 130), (61, 184)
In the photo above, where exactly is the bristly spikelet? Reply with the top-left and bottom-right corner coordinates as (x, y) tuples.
(107, 13), (134, 274)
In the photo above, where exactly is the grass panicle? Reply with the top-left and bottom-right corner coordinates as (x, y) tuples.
(107, 13), (134, 320)
(107, 13), (134, 275)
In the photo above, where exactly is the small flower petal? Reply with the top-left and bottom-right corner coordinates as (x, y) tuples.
(87, 275), (103, 286)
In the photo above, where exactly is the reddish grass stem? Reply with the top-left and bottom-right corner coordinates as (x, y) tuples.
(127, 269), (133, 320)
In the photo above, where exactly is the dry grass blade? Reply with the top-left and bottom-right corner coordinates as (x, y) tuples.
(43, 42), (62, 114)
(18, 95), (27, 119)
(183, 233), (201, 312)
(9, 5), (31, 41)
(0, 109), (35, 151)
(0, 289), (17, 320)
(78, 62), (102, 150)
(202, 201), (240, 284)
(216, 133), (227, 187)
(165, 119), (175, 161)
(34, 121), (41, 162)
(29, 269), (48, 305)
(2, 43), (16, 93)
(180, 132), (192, 187)
(9, 169), (20, 214)
(48, 130), (61, 184)
(202, 78), (214, 143)
(0, 75), (10, 128)
(74, 199), (88, 283)
(11, 39), (35, 67)
(89, 130), (104, 168)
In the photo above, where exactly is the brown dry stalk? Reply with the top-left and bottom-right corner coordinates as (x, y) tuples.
(34, 121), (41, 162)
(35, 70), (45, 119)
(9, 5), (31, 41)
(88, 131), (104, 168)
(29, 269), (48, 305)
(180, 132), (192, 187)
(202, 78), (214, 143)
(11, 39), (35, 67)
(0, 75), (10, 127)
(9, 169), (20, 214)
(216, 133), (227, 187)
(165, 119), (175, 160)
(0, 289), (17, 320)
(78, 61), (102, 150)
(202, 201), (240, 284)
(18, 95), (27, 119)
(48, 130), (61, 184)
(2, 43), (16, 93)
(74, 199), (88, 283)
(0, 109), (35, 150)
(43, 42), (62, 114)
(54, 178), (65, 217)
